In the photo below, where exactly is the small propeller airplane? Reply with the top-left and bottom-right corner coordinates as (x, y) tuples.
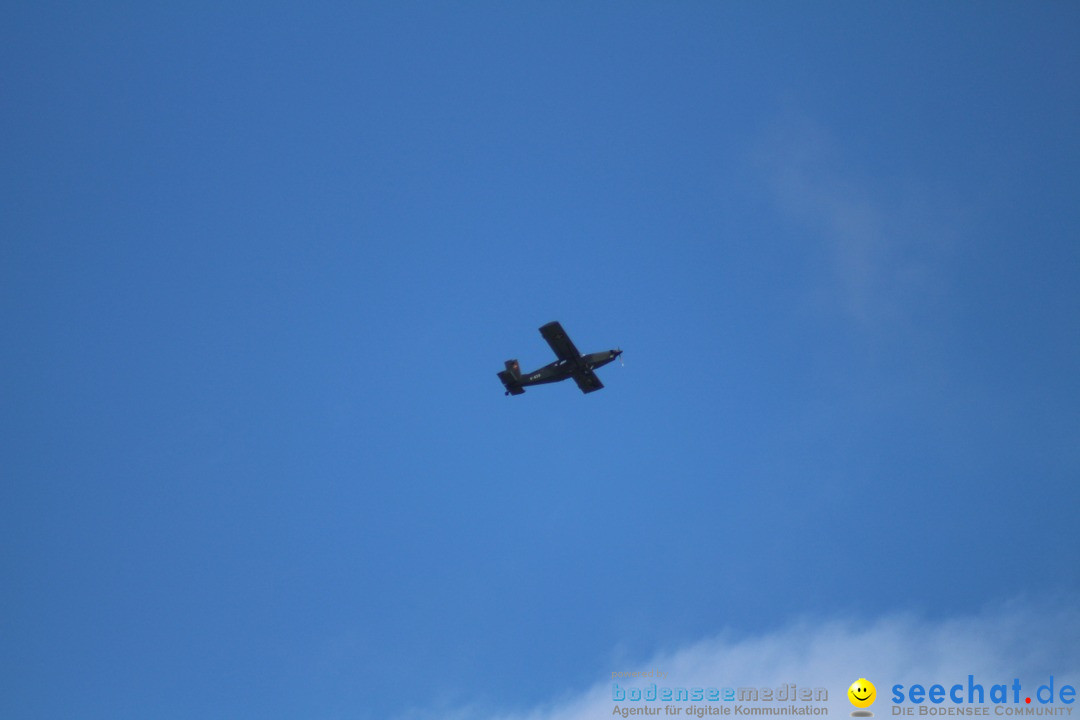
(497, 321), (622, 396)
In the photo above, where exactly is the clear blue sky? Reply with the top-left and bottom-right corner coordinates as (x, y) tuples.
(2, 3), (1078, 719)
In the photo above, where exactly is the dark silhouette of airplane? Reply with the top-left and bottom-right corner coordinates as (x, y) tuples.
(498, 321), (622, 395)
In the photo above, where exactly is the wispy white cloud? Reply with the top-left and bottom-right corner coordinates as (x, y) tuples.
(417, 598), (1079, 720)
(755, 115), (962, 330)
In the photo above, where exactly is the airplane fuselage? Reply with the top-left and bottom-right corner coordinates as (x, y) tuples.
(519, 351), (621, 387)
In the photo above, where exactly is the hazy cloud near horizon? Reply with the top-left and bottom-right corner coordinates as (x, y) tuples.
(419, 598), (1080, 720)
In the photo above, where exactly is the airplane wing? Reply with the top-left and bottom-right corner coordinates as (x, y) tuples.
(539, 321), (582, 361)
(572, 370), (604, 394)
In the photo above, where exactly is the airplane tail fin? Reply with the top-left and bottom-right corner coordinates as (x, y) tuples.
(497, 359), (525, 396)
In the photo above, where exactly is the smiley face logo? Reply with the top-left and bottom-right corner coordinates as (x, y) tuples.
(848, 678), (876, 708)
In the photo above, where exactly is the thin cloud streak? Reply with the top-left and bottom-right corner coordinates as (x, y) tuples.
(755, 116), (961, 332)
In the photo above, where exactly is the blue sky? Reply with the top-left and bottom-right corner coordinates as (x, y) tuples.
(2, 3), (1078, 719)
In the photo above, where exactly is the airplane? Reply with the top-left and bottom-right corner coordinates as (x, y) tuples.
(498, 321), (622, 396)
